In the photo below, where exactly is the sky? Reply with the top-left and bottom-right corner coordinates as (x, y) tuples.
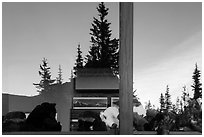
(2, 2), (202, 107)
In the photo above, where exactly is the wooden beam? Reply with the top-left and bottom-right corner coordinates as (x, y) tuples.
(119, 2), (133, 135)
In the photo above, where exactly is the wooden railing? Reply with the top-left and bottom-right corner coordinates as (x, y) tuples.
(134, 131), (202, 135)
(3, 131), (202, 135)
(2, 131), (114, 135)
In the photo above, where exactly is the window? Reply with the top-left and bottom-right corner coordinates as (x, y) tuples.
(73, 97), (108, 109)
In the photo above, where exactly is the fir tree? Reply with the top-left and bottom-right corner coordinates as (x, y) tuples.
(160, 93), (165, 112)
(69, 69), (74, 81)
(85, 2), (119, 74)
(145, 100), (152, 110)
(74, 44), (84, 76)
(133, 89), (141, 106)
(165, 85), (172, 112)
(181, 86), (189, 110)
(56, 65), (63, 84)
(176, 97), (180, 113)
(191, 63), (202, 100)
(172, 104), (176, 113)
(33, 58), (55, 94)
(180, 100), (183, 113)
(133, 89), (137, 98)
(75, 44), (84, 69)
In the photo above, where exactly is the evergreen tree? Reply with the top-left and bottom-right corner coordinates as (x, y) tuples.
(164, 85), (172, 112)
(33, 58), (55, 94)
(181, 86), (189, 110)
(160, 93), (165, 112)
(172, 104), (176, 113)
(75, 44), (84, 69)
(145, 100), (152, 110)
(56, 65), (63, 84)
(85, 2), (119, 74)
(180, 100), (183, 113)
(133, 89), (141, 106)
(175, 97), (180, 113)
(133, 89), (137, 98)
(69, 69), (74, 81)
(191, 63), (202, 100)
(73, 44), (84, 76)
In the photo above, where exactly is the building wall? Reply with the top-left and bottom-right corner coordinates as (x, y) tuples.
(41, 81), (74, 131)
(2, 68), (119, 132)
(75, 68), (119, 90)
(2, 81), (74, 132)
(2, 94), (9, 116)
(8, 94), (44, 113)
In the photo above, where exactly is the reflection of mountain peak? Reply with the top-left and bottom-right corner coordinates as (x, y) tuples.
(83, 102), (88, 105)
(96, 102), (106, 106)
(74, 101), (88, 106)
(74, 100), (107, 107)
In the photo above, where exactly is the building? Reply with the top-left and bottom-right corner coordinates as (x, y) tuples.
(71, 68), (119, 130)
(2, 68), (119, 131)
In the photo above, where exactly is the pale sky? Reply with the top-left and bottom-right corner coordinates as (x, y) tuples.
(2, 2), (202, 107)
(133, 2), (202, 107)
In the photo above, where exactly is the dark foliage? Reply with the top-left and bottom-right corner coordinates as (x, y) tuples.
(73, 44), (84, 77)
(165, 85), (172, 112)
(192, 63), (202, 100)
(25, 102), (61, 131)
(56, 65), (63, 84)
(85, 2), (119, 74)
(160, 93), (165, 112)
(77, 111), (107, 131)
(2, 111), (26, 132)
(33, 58), (55, 94)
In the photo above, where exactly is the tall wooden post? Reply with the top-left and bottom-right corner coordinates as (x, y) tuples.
(119, 2), (133, 135)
